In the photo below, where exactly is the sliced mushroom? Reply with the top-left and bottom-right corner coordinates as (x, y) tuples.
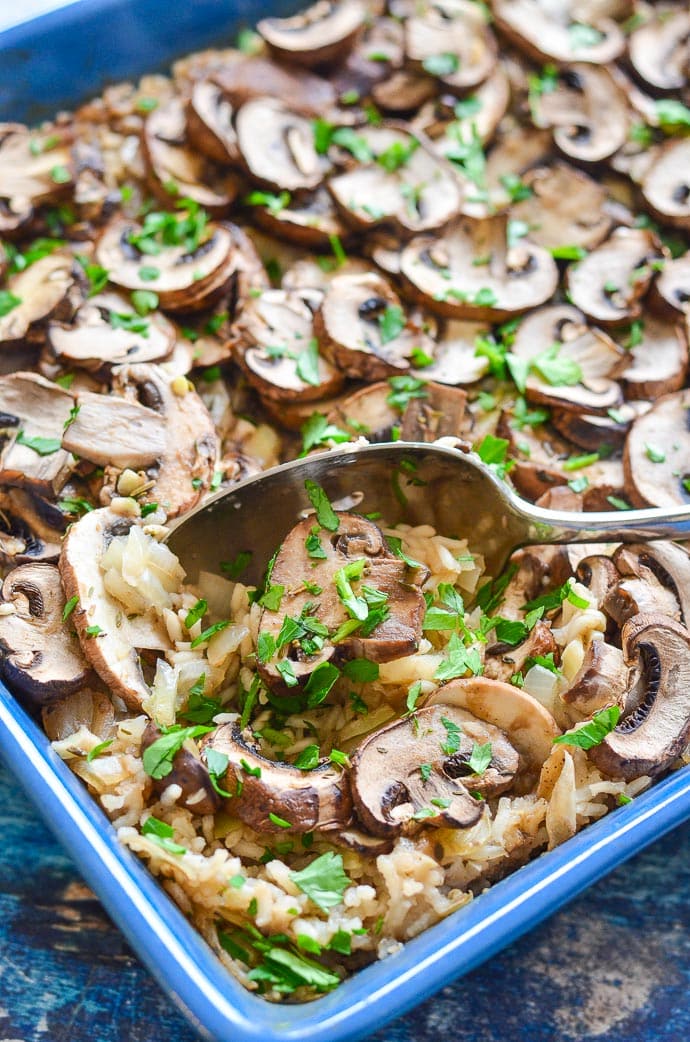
(109, 363), (218, 517)
(405, 1), (497, 92)
(143, 97), (239, 213)
(492, 0), (625, 66)
(612, 542), (690, 627)
(142, 721), (220, 816)
(235, 99), (328, 192)
(602, 572), (680, 630)
(400, 215), (558, 321)
(371, 70), (438, 114)
(411, 318), (490, 385)
(623, 389), (690, 508)
(575, 554), (620, 610)
(258, 0), (366, 67)
(509, 163), (613, 252)
(484, 620), (558, 685)
(58, 510), (170, 709)
(257, 512), (426, 692)
(61, 390), (167, 469)
(201, 721), (353, 833)
(509, 304), (627, 414)
(48, 291), (176, 372)
(0, 488), (66, 565)
(0, 563), (91, 704)
(0, 252), (76, 346)
(628, 9), (690, 95)
(400, 381), (472, 442)
(652, 254), (690, 318)
(186, 80), (239, 165)
(550, 405), (636, 452)
(620, 314), (688, 400)
(567, 228), (663, 327)
(212, 57), (337, 116)
(326, 381), (399, 442)
(0, 124), (73, 235)
(233, 288), (344, 402)
(327, 125), (463, 235)
(315, 272), (435, 379)
(641, 139), (690, 231)
(248, 187), (348, 249)
(42, 686), (115, 742)
(417, 66), (510, 150)
(0, 371), (76, 497)
(587, 614), (690, 781)
(350, 704), (518, 838)
(530, 64), (629, 164)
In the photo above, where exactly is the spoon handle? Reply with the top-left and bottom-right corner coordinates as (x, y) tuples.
(517, 501), (690, 547)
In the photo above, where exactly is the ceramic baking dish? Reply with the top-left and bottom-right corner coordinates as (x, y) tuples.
(2, 3), (690, 1040)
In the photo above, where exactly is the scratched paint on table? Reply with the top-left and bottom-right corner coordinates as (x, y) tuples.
(1, 760), (690, 1042)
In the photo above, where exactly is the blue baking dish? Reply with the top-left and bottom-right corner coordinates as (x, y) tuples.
(3, 3), (690, 1041)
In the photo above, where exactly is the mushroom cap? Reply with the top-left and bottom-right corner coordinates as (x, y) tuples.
(350, 704), (519, 838)
(0, 252), (76, 345)
(509, 163), (612, 252)
(628, 9), (690, 94)
(235, 98), (328, 193)
(642, 139), (690, 231)
(405, 0), (497, 92)
(652, 254), (690, 318)
(258, 0), (366, 68)
(0, 563), (91, 704)
(566, 228), (663, 327)
(623, 389), (690, 508)
(186, 80), (239, 165)
(620, 314), (688, 401)
(492, 0), (625, 66)
(588, 613), (690, 781)
(201, 721), (353, 833)
(535, 64), (629, 165)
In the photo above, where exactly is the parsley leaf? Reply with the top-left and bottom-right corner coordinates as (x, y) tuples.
(142, 815), (186, 854)
(142, 725), (214, 779)
(289, 851), (350, 913)
(554, 705), (621, 750)
(467, 741), (492, 775)
(378, 305), (405, 345)
(16, 430), (62, 456)
(305, 480), (339, 531)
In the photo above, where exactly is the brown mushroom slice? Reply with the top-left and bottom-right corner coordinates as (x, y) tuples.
(0, 124), (73, 234)
(0, 252), (76, 346)
(567, 228), (663, 327)
(652, 254), (690, 318)
(0, 371), (75, 497)
(201, 722), (352, 834)
(550, 406), (636, 452)
(620, 314), (688, 401)
(509, 304), (627, 415)
(315, 272), (435, 380)
(235, 99), (328, 193)
(351, 705), (517, 838)
(143, 97), (239, 213)
(560, 640), (628, 718)
(531, 64), (629, 164)
(109, 363), (218, 518)
(602, 572), (680, 630)
(61, 390), (167, 469)
(427, 677), (560, 787)
(405, 1), (497, 92)
(0, 488), (66, 565)
(0, 563), (90, 705)
(248, 187), (348, 249)
(623, 389), (690, 509)
(42, 687), (114, 743)
(258, 0), (366, 67)
(419, 66), (510, 151)
(613, 542), (690, 628)
(628, 10), (690, 95)
(371, 70), (437, 114)
(400, 215), (558, 321)
(641, 139), (690, 231)
(212, 57), (336, 116)
(59, 510), (169, 710)
(509, 163), (612, 252)
(400, 382), (472, 442)
(484, 620), (558, 685)
(587, 614), (690, 781)
(326, 381), (399, 443)
(142, 722), (220, 816)
(414, 318), (490, 385)
(575, 554), (620, 610)
(48, 291), (176, 372)
(96, 216), (236, 312)
(257, 512), (426, 692)
(233, 288), (344, 402)
(492, 0), (625, 66)
(327, 125), (463, 235)
(185, 80), (239, 165)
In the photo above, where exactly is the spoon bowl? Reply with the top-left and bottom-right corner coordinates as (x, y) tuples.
(166, 442), (690, 581)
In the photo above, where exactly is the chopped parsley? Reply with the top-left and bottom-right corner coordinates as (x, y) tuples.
(304, 480), (339, 531)
(142, 816), (186, 855)
(289, 851), (350, 913)
(554, 705), (621, 750)
(142, 724), (214, 779)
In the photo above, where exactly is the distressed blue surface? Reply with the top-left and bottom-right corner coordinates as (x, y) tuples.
(2, 757), (690, 1042)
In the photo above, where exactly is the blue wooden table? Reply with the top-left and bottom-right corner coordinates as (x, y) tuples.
(1, 757), (689, 1042)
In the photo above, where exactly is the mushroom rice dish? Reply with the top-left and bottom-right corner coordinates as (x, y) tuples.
(0, 0), (689, 1004)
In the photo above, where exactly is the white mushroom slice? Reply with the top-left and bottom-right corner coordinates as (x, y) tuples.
(235, 98), (328, 192)
(509, 304), (627, 415)
(0, 123), (73, 234)
(233, 288), (344, 402)
(400, 215), (558, 320)
(143, 97), (239, 213)
(371, 70), (437, 113)
(0, 371), (75, 496)
(427, 676), (560, 776)
(0, 252), (75, 346)
(417, 65), (510, 149)
(48, 291), (176, 371)
(492, 0), (625, 66)
(248, 187), (347, 249)
(623, 389), (690, 509)
(61, 390), (167, 469)
(642, 139), (690, 231)
(212, 56), (336, 115)
(328, 125), (463, 235)
(326, 381), (399, 442)
(109, 363), (218, 518)
(652, 254), (690, 318)
(620, 314), (689, 401)
(567, 228), (663, 327)
(96, 216), (237, 312)
(185, 80), (239, 165)
(258, 0), (366, 67)
(628, 9), (690, 94)
(400, 382), (471, 442)
(509, 163), (612, 252)
(405, 1), (496, 92)
(413, 318), (490, 385)
(314, 272), (436, 380)
(531, 64), (629, 164)
(58, 510), (170, 710)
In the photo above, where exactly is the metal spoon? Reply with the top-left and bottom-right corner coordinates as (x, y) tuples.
(166, 442), (690, 581)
